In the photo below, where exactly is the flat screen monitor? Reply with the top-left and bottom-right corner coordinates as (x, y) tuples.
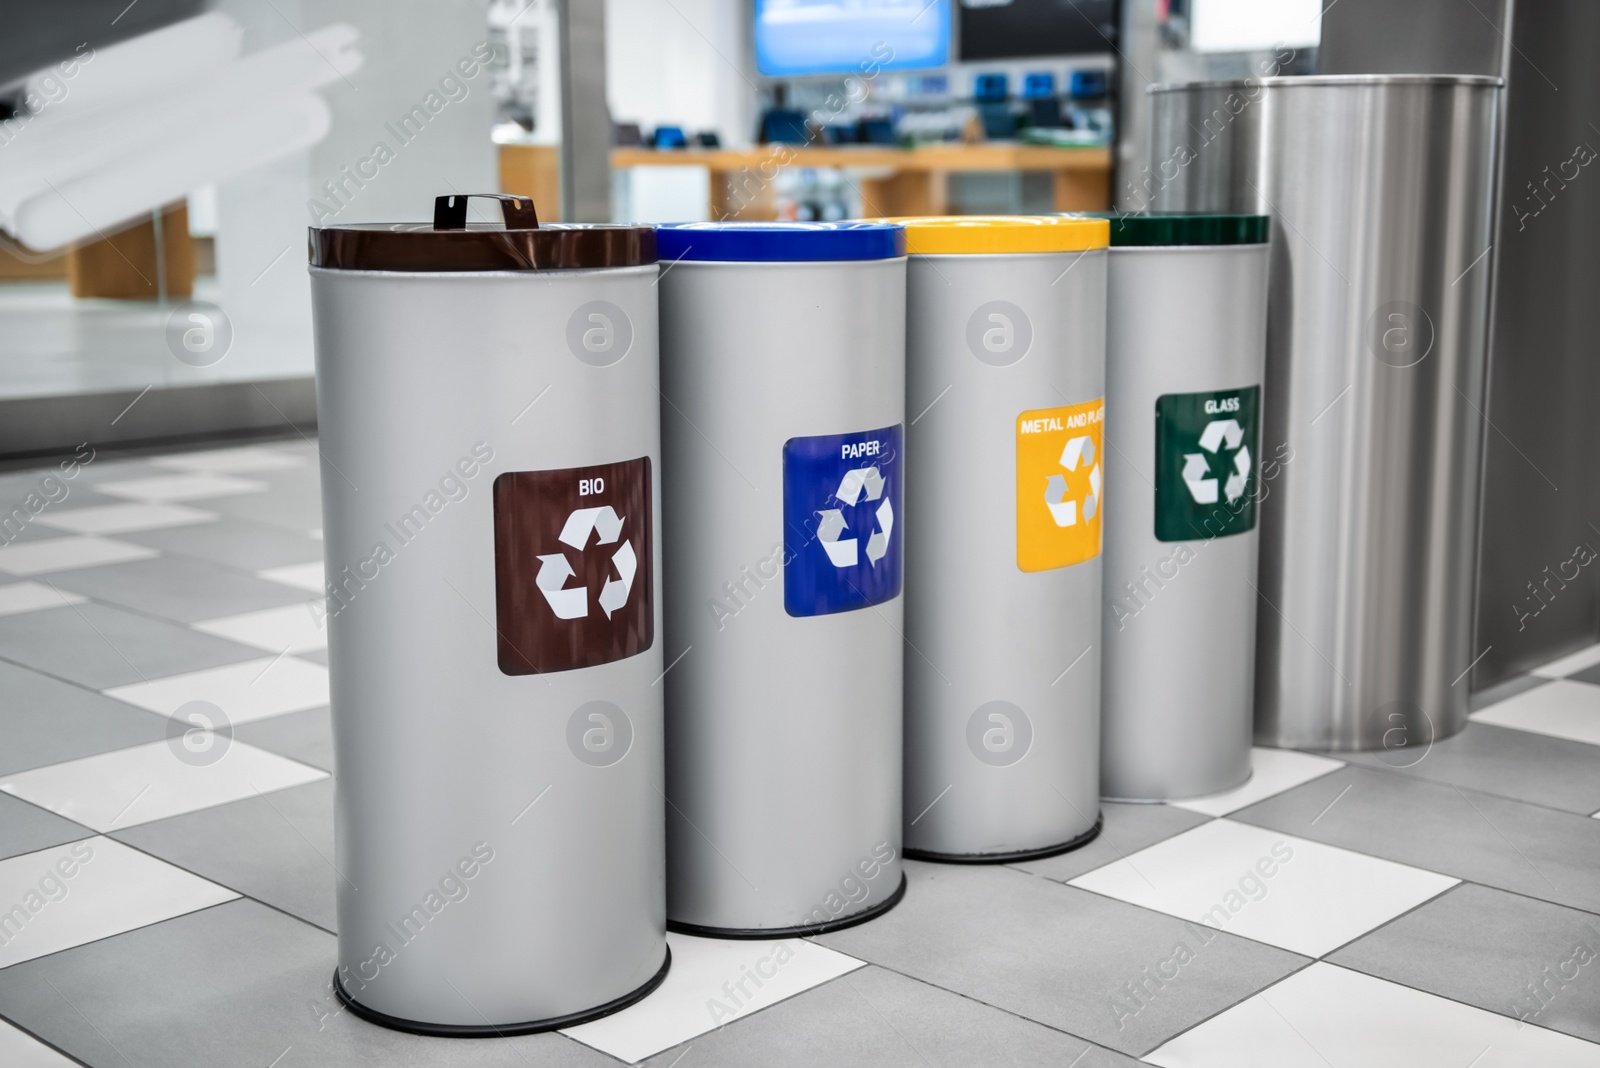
(957, 0), (1118, 62)
(754, 0), (951, 78)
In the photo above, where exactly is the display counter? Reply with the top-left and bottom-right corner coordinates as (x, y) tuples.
(612, 144), (1111, 219)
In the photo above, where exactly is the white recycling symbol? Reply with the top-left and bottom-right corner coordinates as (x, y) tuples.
(535, 506), (637, 620)
(817, 466), (894, 569)
(1182, 419), (1251, 505)
(1044, 435), (1100, 527)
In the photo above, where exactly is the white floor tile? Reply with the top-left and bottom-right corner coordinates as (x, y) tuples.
(103, 656), (330, 725)
(257, 561), (325, 593)
(1171, 748), (1346, 817)
(0, 581), (86, 617)
(35, 502), (219, 535)
(152, 446), (305, 474)
(0, 740), (327, 832)
(1472, 680), (1600, 747)
(1068, 819), (1457, 958)
(1532, 642), (1600, 679)
(0, 837), (237, 970)
(1145, 962), (1600, 1067)
(192, 603), (327, 654)
(561, 932), (865, 1063)
(92, 474), (267, 502)
(0, 1017), (79, 1066)
(0, 536), (158, 576)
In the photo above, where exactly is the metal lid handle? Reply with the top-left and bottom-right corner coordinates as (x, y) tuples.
(433, 194), (539, 231)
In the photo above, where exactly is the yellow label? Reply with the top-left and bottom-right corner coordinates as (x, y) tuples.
(1016, 400), (1104, 572)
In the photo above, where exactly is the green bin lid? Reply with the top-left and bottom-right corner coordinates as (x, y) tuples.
(1064, 212), (1269, 247)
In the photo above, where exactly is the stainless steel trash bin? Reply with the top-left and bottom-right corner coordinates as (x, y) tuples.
(1148, 76), (1502, 751)
(656, 221), (908, 935)
(310, 194), (668, 1033)
(1093, 213), (1271, 801)
(897, 216), (1110, 860)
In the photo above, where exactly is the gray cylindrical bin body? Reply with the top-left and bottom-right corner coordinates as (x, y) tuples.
(899, 216), (1110, 859)
(656, 222), (906, 934)
(1098, 227), (1270, 802)
(309, 206), (667, 1032)
(1148, 76), (1501, 751)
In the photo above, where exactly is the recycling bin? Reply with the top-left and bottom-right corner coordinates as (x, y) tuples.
(898, 216), (1110, 860)
(656, 221), (907, 934)
(1091, 213), (1271, 801)
(309, 194), (668, 1033)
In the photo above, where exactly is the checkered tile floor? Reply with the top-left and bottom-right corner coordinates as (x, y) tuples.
(1, 436), (1599, 1067)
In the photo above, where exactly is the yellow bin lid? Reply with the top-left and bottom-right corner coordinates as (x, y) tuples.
(887, 215), (1109, 255)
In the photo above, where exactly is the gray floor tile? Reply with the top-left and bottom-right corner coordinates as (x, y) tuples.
(297, 647), (331, 667)
(0, 519), (71, 544)
(0, 470), (57, 505)
(0, 470), (77, 543)
(1472, 673), (1552, 711)
(1232, 765), (1600, 915)
(235, 706), (334, 772)
(1329, 882), (1600, 1043)
(69, 459), (173, 488)
(204, 474), (323, 534)
(0, 602), (260, 690)
(0, 475), (103, 521)
(118, 515), (323, 571)
(46, 556), (311, 624)
(113, 779), (338, 933)
(0, 899), (615, 1067)
(251, 465), (323, 495)
(813, 860), (1307, 1057)
(1341, 722), (1600, 814)
(641, 964), (1144, 1067)
(1569, 662), (1600, 687)
(0, 793), (92, 862)
(273, 440), (323, 460)
(0, 658), (171, 776)
(1011, 802), (1214, 884)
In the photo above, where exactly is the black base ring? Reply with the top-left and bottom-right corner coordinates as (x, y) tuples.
(667, 871), (908, 940)
(332, 946), (671, 1038)
(904, 813), (1103, 865)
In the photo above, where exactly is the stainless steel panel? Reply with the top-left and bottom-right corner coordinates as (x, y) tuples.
(558, 0), (613, 222)
(1113, 0), (1161, 214)
(1471, 0), (1600, 682)
(1149, 76), (1501, 750)
(1310, 1), (1600, 682)
(1318, 0), (1509, 77)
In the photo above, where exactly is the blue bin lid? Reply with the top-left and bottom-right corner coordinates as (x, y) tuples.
(654, 221), (905, 263)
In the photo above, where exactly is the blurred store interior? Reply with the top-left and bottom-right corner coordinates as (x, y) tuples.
(0, 0), (1595, 689)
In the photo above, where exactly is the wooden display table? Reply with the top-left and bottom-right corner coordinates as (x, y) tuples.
(498, 143), (562, 221)
(66, 202), (194, 300)
(609, 143), (1112, 220)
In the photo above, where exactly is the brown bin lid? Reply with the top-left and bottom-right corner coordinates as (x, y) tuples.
(309, 194), (657, 272)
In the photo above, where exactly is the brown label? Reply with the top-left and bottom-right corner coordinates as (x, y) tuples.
(492, 458), (653, 675)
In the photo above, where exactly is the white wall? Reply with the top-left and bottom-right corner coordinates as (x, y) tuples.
(1189, 0), (1321, 53)
(606, 0), (755, 146)
(302, 0), (499, 225)
(210, 0), (497, 383)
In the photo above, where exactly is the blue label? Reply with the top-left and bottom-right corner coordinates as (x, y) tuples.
(783, 425), (904, 617)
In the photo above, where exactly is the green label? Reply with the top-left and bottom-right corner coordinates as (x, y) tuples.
(1154, 386), (1260, 542)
